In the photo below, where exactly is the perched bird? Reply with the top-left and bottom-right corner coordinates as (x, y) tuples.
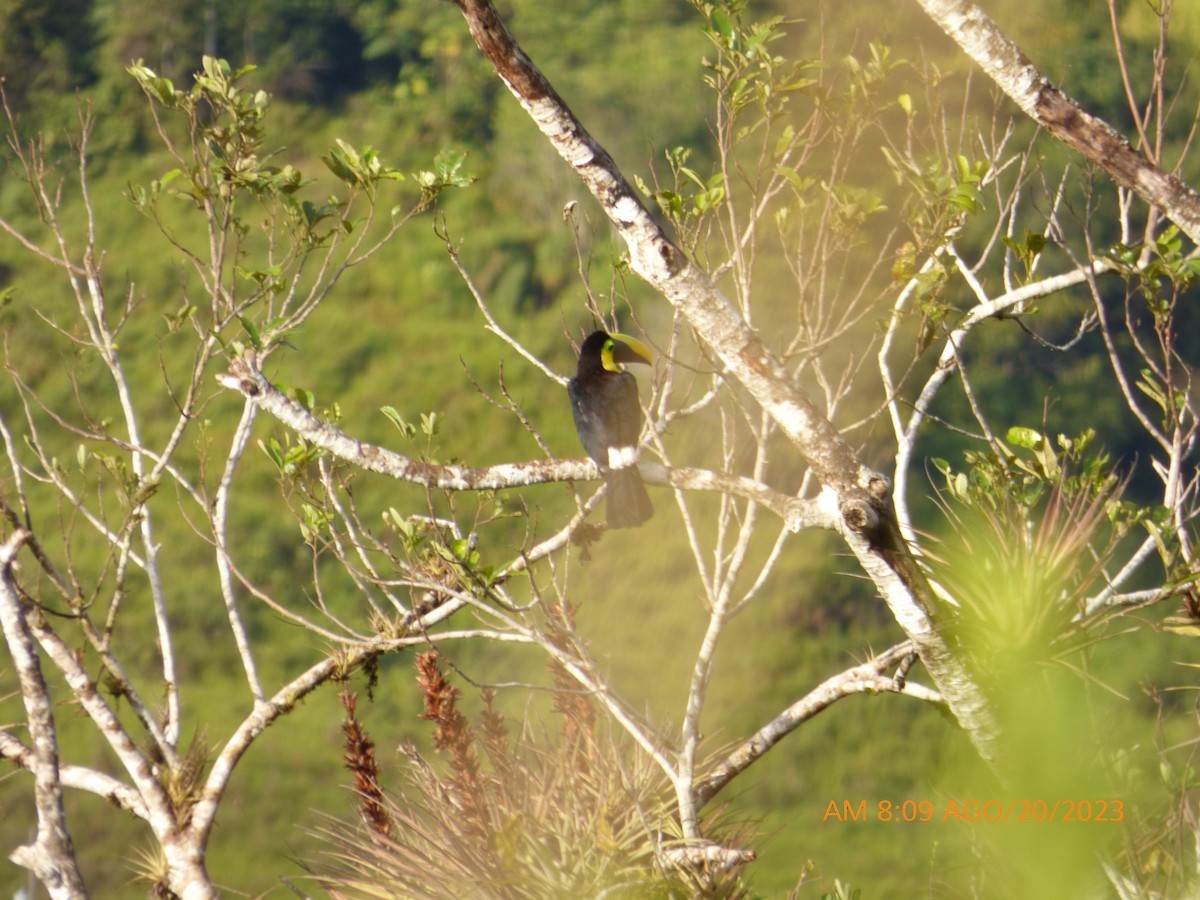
(569, 330), (654, 529)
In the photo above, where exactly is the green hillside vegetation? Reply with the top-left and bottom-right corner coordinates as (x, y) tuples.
(2, 1), (1199, 897)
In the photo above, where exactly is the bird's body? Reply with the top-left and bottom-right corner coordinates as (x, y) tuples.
(569, 331), (654, 529)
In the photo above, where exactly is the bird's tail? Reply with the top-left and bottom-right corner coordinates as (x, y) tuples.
(605, 467), (653, 529)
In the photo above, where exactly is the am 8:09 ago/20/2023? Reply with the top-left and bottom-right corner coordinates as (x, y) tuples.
(823, 798), (1125, 824)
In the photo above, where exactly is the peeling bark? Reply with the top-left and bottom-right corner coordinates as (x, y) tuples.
(915, 0), (1200, 244)
(451, 0), (1003, 769)
(216, 356), (828, 526)
(0, 531), (89, 899)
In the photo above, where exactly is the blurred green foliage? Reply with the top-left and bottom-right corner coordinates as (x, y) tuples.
(1, 0), (1199, 897)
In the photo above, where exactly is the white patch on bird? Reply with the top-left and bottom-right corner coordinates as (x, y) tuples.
(608, 445), (637, 469)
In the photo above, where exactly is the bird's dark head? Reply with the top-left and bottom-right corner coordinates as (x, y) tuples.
(579, 330), (653, 374)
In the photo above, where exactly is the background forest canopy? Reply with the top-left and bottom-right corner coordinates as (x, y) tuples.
(2, 0), (1200, 898)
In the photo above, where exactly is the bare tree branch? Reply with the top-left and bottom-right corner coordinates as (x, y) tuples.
(914, 0), (1200, 244)
(0, 530), (88, 898)
(696, 642), (940, 806)
(216, 354), (827, 527)
(5, 5), (1195, 893)
(0, 730), (149, 820)
(450, 0), (1003, 771)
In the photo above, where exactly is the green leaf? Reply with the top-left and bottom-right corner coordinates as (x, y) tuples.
(1136, 371), (1167, 412)
(774, 124), (796, 159)
(381, 406), (416, 439)
(1107, 242), (1138, 267)
(292, 387), (315, 411)
(779, 76), (818, 93)
(1005, 426), (1043, 450)
(414, 149), (476, 197)
(237, 315), (262, 350)
(259, 438), (285, 470)
(153, 76), (177, 105)
(710, 9), (734, 45)
(155, 168), (183, 193)
(950, 472), (968, 499)
(954, 154), (971, 182)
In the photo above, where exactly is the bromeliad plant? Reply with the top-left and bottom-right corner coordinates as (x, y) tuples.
(927, 428), (1151, 671)
(315, 649), (753, 900)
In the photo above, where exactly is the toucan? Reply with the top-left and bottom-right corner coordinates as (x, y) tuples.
(568, 330), (654, 529)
